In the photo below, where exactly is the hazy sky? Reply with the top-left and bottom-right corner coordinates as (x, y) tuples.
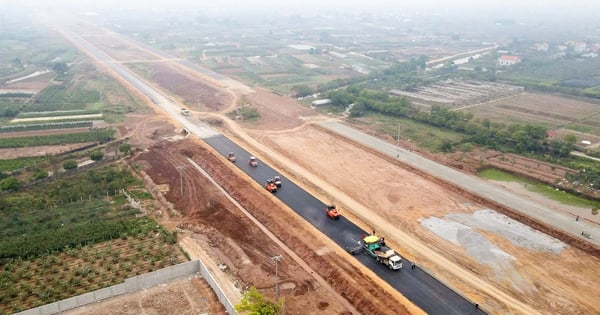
(2, 0), (599, 13)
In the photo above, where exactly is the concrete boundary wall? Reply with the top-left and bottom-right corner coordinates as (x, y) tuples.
(15, 260), (236, 315)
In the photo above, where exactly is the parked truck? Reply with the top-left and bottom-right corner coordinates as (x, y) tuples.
(348, 234), (402, 270)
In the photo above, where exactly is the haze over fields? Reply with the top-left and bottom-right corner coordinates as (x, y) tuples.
(3, 0), (600, 14)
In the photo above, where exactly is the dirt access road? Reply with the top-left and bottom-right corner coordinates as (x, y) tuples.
(62, 19), (600, 315)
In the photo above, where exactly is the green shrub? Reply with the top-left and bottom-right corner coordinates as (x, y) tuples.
(90, 150), (104, 161)
(32, 169), (49, 180)
(119, 144), (131, 155)
(63, 160), (78, 170)
(0, 177), (21, 191)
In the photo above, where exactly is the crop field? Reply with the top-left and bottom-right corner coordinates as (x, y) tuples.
(465, 93), (600, 137)
(0, 128), (114, 148)
(0, 156), (48, 173)
(0, 166), (186, 314)
(390, 79), (524, 108)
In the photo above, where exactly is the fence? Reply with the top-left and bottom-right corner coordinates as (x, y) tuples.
(15, 259), (236, 315)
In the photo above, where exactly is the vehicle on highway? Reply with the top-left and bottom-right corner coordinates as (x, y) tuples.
(266, 179), (278, 193)
(181, 108), (190, 116)
(273, 175), (282, 187)
(248, 156), (258, 167)
(227, 152), (236, 162)
(348, 234), (402, 270)
(326, 204), (341, 220)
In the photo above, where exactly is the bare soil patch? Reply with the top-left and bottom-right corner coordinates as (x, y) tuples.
(132, 138), (412, 315)
(258, 124), (600, 314)
(239, 88), (319, 130)
(3, 71), (54, 91)
(63, 276), (225, 315)
(140, 62), (233, 111)
(468, 93), (600, 134)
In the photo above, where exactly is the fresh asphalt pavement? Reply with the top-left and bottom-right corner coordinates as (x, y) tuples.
(204, 135), (485, 315)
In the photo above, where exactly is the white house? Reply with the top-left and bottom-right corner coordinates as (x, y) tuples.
(497, 55), (521, 66)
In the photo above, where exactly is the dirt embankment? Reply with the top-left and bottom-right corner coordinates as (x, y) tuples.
(133, 138), (414, 315)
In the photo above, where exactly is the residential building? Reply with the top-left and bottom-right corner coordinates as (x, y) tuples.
(497, 55), (521, 66)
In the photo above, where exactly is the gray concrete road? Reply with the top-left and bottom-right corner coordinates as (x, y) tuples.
(319, 120), (600, 246)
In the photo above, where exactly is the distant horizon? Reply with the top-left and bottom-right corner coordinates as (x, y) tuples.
(2, 0), (600, 16)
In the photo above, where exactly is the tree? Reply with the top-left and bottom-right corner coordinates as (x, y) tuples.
(292, 85), (313, 98)
(235, 286), (283, 315)
(563, 133), (577, 144)
(440, 140), (453, 153)
(0, 177), (21, 191)
(90, 150), (104, 161)
(63, 160), (78, 170)
(32, 169), (49, 180)
(119, 144), (132, 155)
(52, 61), (69, 74)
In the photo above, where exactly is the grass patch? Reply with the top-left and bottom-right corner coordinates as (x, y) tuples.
(0, 128), (114, 148)
(478, 168), (600, 209)
(227, 106), (260, 121)
(0, 157), (49, 173)
(353, 114), (466, 152)
(16, 110), (100, 118)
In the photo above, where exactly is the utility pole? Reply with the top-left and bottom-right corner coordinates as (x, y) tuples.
(397, 124), (400, 146)
(271, 255), (282, 299)
(176, 166), (186, 196)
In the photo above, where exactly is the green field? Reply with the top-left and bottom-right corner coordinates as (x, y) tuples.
(350, 114), (467, 153)
(0, 128), (114, 148)
(478, 168), (600, 209)
(0, 157), (49, 173)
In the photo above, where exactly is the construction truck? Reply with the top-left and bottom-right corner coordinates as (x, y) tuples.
(347, 234), (402, 270)
(181, 108), (190, 116)
(227, 152), (236, 162)
(273, 175), (282, 187)
(265, 179), (277, 193)
(326, 204), (341, 220)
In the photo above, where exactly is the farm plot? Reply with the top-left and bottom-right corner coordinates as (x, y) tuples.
(0, 224), (186, 314)
(0, 165), (186, 314)
(390, 79), (523, 108)
(466, 93), (600, 137)
(1, 68), (53, 92)
(0, 128), (114, 147)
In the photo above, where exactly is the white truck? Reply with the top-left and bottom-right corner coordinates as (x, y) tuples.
(181, 108), (190, 116)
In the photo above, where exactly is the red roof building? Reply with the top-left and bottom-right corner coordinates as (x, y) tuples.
(497, 55), (521, 66)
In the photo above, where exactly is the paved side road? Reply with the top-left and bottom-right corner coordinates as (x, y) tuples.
(319, 120), (600, 247)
